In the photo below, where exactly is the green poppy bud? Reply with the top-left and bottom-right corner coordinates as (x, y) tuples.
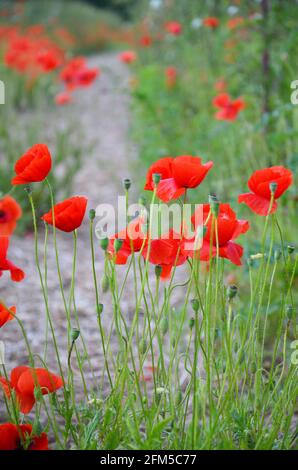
(269, 181), (277, 194)
(71, 328), (80, 341)
(139, 338), (147, 355)
(191, 298), (200, 313)
(287, 244), (295, 254)
(155, 265), (162, 278)
(209, 194), (219, 217)
(97, 303), (104, 315)
(89, 209), (96, 221)
(152, 173), (161, 185)
(189, 317), (195, 329)
(100, 237), (109, 251)
(123, 178), (131, 191)
(161, 317), (169, 335)
(227, 284), (238, 301)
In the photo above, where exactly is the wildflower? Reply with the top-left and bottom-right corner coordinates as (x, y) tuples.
(165, 66), (177, 88)
(0, 366), (63, 414)
(213, 93), (245, 121)
(227, 17), (244, 30)
(0, 423), (48, 450)
(144, 156), (213, 203)
(140, 35), (152, 47)
(142, 229), (187, 280)
(55, 91), (72, 105)
(203, 17), (219, 28)
(0, 196), (22, 236)
(0, 237), (25, 282)
(119, 51), (137, 64)
(108, 217), (146, 264)
(238, 166), (293, 215)
(11, 144), (52, 185)
(165, 21), (182, 36)
(188, 204), (249, 266)
(0, 304), (16, 328)
(60, 57), (99, 90)
(41, 196), (88, 232)
(214, 79), (227, 92)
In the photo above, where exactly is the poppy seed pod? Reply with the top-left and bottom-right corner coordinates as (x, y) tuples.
(269, 181), (277, 194)
(89, 209), (96, 220)
(71, 328), (80, 341)
(100, 237), (109, 251)
(97, 303), (104, 315)
(152, 172), (161, 186)
(24, 185), (33, 196)
(209, 194), (220, 217)
(227, 284), (238, 301)
(138, 196), (147, 206)
(114, 238), (124, 253)
(191, 298), (200, 313)
(155, 264), (162, 278)
(287, 244), (295, 254)
(123, 178), (131, 191)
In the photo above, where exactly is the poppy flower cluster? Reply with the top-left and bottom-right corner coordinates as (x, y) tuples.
(0, 423), (48, 451)
(58, 56), (100, 105)
(0, 366), (63, 414)
(213, 93), (245, 121)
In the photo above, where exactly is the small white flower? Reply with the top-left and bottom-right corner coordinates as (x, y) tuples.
(150, 0), (162, 9)
(191, 17), (202, 29)
(227, 6), (239, 16)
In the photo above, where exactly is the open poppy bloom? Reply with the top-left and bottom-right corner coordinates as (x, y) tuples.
(60, 57), (99, 91)
(0, 366), (63, 414)
(203, 17), (219, 28)
(140, 35), (152, 47)
(227, 17), (244, 30)
(0, 195), (22, 236)
(142, 229), (187, 280)
(119, 50), (137, 64)
(187, 204), (249, 266)
(213, 93), (245, 121)
(11, 143), (52, 185)
(0, 304), (16, 328)
(0, 237), (25, 282)
(108, 217), (146, 264)
(144, 156), (213, 203)
(238, 166), (293, 216)
(41, 196), (88, 232)
(0, 423), (48, 450)
(165, 21), (182, 36)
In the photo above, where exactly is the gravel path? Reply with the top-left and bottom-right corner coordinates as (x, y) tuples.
(0, 53), (139, 389)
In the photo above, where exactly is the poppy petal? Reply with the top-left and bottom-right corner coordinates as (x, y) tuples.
(238, 192), (277, 216)
(156, 178), (185, 202)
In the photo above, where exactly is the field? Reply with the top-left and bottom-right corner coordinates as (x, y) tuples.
(0, 0), (297, 453)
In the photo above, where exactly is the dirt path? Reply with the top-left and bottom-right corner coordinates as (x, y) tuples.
(0, 53), (139, 389)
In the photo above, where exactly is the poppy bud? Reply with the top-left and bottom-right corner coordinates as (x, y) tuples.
(209, 194), (219, 217)
(274, 249), (281, 262)
(152, 173), (161, 186)
(89, 209), (96, 221)
(71, 328), (80, 341)
(138, 196), (147, 206)
(123, 178), (131, 191)
(155, 265), (162, 278)
(101, 275), (109, 293)
(114, 238), (123, 253)
(189, 317), (195, 329)
(286, 305), (294, 320)
(191, 298), (200, 313)
(161, 317), (169, 335)
(269, 182), (277, 194)
(227, 284), (238, 301)
(139, 338), (147, 355)
(100, 237), (109, 251)
(24, 185), (32, 195)
(287, 244), (295, 254)
(97, 303), (104, 315)
(247, 257), (254, 268)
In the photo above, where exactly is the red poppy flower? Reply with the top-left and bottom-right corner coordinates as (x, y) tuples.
(144, 156), (213, 203)
(238, 166), (293, 216)
(140, 35), (152, 47)
(203, 17), (219, 28)
(55, 91), (72, 105)
(0, 366), (63, 414)
(41, 196), (88, 232)
(0, 304), (16, 328)
(108, 217), (146, 264)
(213, 93), (245, 121)
(0, 196), (22, 236)
(0, 237), (25, 282)
(142, 229), (187, 280)
(119, 50), (137, 64)
(165, 21), (182, 36)
(165, 66), (177, 88)
(187, 204), (249, 266)
(227, 16), (244, 30)
(214, 79), (227, 92)
(59, 57), (99, 90)
(11, 144), (52, 185)
(0, 423), (48, 450)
